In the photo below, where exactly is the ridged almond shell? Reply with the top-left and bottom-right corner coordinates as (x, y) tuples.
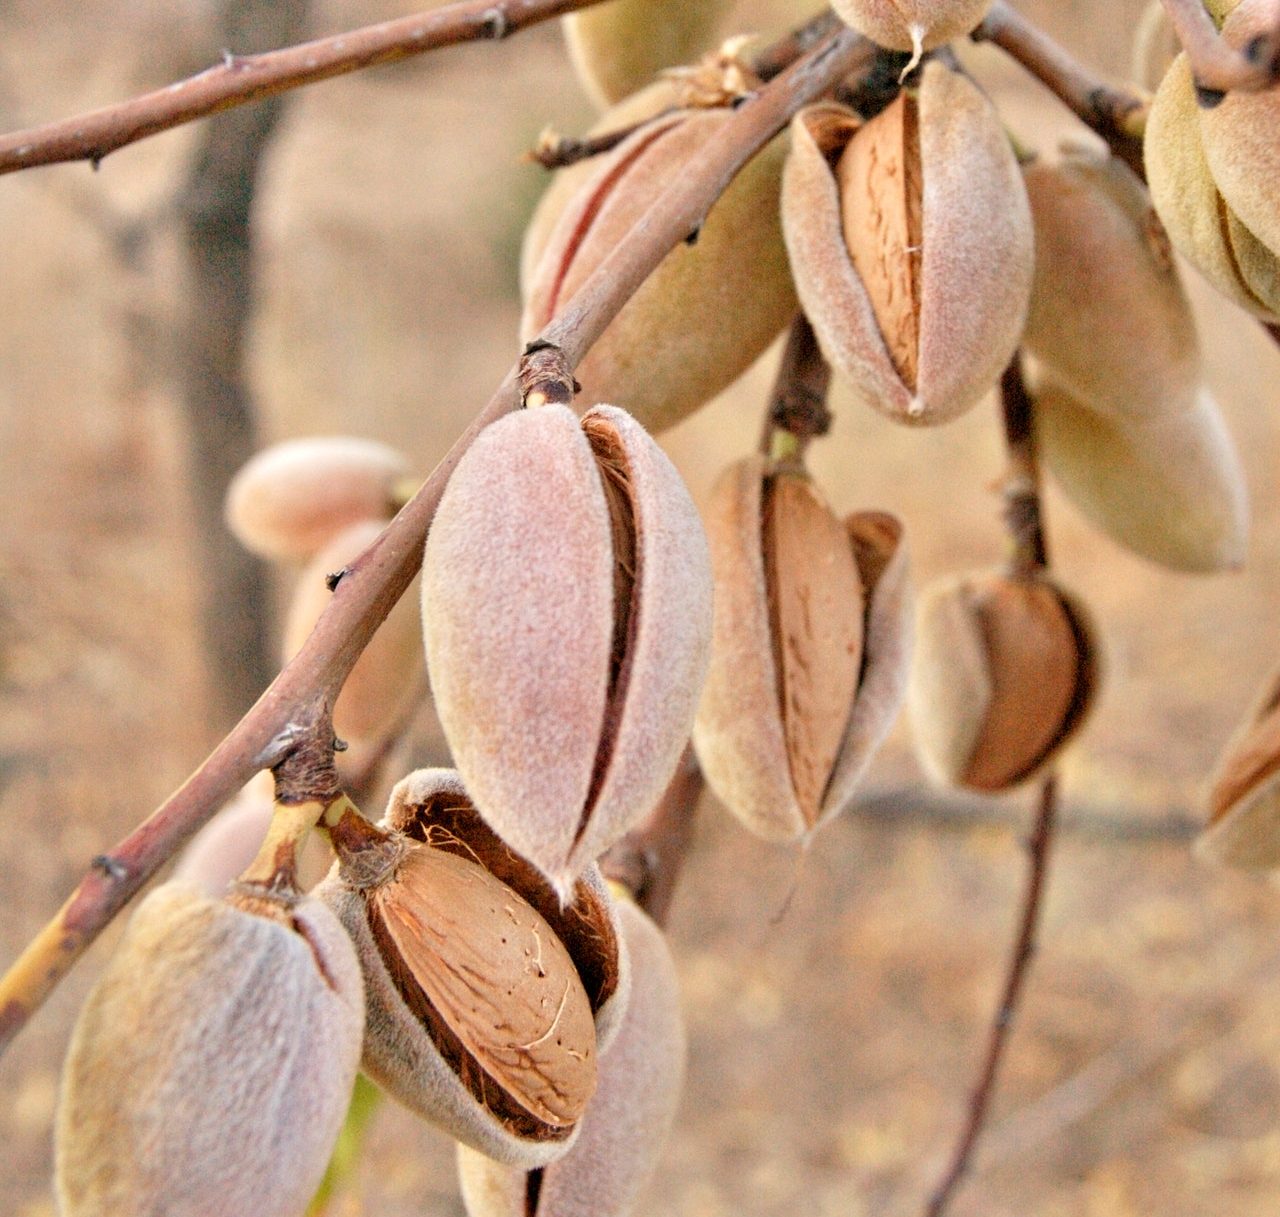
(782, 65), (1034, 425)
(224, 436), (410, 562)
(1034, 379), (1248, 573)
(521, 109), (796, 433)
(1201, 669), (1280, 869)
(56, 881), (364, 1217)
(693, 456), (912, 841)
(1023, 149), (1201, 422)
(908, 572), (1100, 791)
(1145, 52), (1280, 320)
(456, 897), (685, 1217)
(317, 769), (630, 1168)
(422, 404), (711, 896)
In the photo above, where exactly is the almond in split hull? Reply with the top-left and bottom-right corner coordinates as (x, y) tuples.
(372, 845), (598, 1129)
(318, 768), (630, 1169)
(782, 63), (1033, 425)
(694, 457), (912, 842)
(908, 572), (1100, 791)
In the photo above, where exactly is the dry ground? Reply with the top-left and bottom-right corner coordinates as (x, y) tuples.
(4, 2), (1280, 1214)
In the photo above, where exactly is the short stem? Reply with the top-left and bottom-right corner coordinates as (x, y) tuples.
(1159, 0), (1280, 98)
(999, 355), (1047, 578)
(236, 797), (328, 892)
(923, 775), (1060, 1217)
(601, 746), (702, 928)
(923, 352), (1059, 1217)
(758, 312), (833, 460)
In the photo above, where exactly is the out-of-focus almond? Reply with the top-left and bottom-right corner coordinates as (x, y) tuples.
(1200, 0), (1280, 256)
(563, 0), (733, 109)
(456, 896), (685, 1217)
(783, 64), (1033, 425)
(318, 769), (630, 1168)
(422, 404), (711, 896)
(56, 880), (363, 1217)
(1201, 669), (1280, 869)
(1132, 0), (1181, 89)
(908, 572), (1100, 791)
(224, 436), (411, 562)
(1145, 51), (1280, 319)
(1023, 148), (1201, 422)
(521, 102), (796, 433)
(694, 457), (912, 841)
(1033, 378), (1248, 573)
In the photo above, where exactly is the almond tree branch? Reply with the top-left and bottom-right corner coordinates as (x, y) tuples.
(1159, 0), (1280, 99)
(923, 355), (1060, 1217)
(0, 0), (606, 175)
(973, 0), (1149, 178)
(0, 20), (875, 1055)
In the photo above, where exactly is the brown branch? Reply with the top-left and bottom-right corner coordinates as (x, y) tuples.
(0, 19), (875, 1055)
(1159, 0), (1280, 100)
(526, 115), (671, 171)
(973, 0), (1148, 178)
(923, 775), (1061, 1217)
(758, 312), (833, 458)
(923, 353), (1061, 1217)
(601, 747), (703, 927)
(0, 0), (606, 175)
(998, 356), (1047, 576)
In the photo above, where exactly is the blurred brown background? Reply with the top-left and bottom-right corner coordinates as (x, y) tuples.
(4, 1), (1280, 1214)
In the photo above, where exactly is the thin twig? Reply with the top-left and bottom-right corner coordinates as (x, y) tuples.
(973, 0), (1148, 178)
(757, 312), (832, 458)
(1159, 0), (1280, 100)
(923, 354), (1060, 1217)
(526, 116), (667, 170)
(601, 747), (703, 927)
(924, 775), (1061, 1217)
(0, 0), (606, 175)
(0, 19), (875, 1055)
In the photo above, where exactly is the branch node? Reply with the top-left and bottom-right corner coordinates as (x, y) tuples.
(519, 341), (576, 408)
(481, 8), (509, 39)
(325, 567), (348, 592)
(90, 855), (128, 882)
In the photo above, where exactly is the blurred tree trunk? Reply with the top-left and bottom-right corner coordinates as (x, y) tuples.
(177, 0), (309, 730)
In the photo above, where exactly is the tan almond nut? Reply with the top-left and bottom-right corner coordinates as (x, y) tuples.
(283, 519), (424, 758)
(1033, 378), (1248, 573)
(830, 0), (994, 57)
(693, 456), (912, 841)
(1200, 669), (1280, 869)
(224, 436), (411, 562)
(563, 0), (733, 109)
(1200, 0), (1280, 256)
(421, 404), (712, 896)
(521, 104), (796, 434)
(317, 769), (630, 1168)
(908, 571), (1100, 791)
(782, 65), (1034, 426)
(1023, 148), (1201, 422)
(56, 880), (364, 1217)
(457, 896), (685, 1217)
(1144, 51), (1280, 320)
